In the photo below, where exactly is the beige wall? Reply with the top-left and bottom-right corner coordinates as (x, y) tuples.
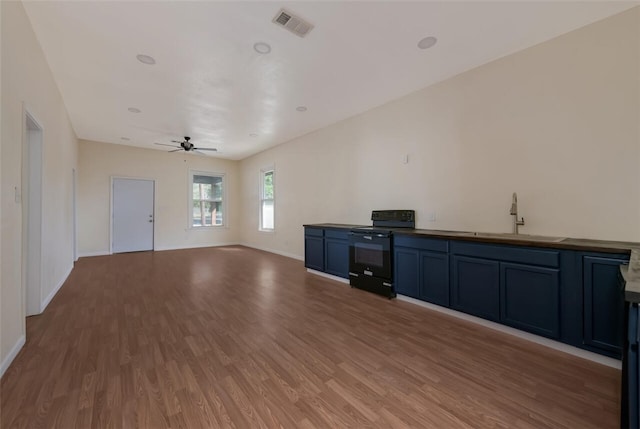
(239, 7), (640, 258)
(78, 140), (240, 255)
(1, 1), (79, 374)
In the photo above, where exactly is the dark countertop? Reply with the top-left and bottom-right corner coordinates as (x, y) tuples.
(304, 223), (640, 302)
(395, 229), (638, 254)
(304, 223), (366, 230)
(304, 223), (639, 254)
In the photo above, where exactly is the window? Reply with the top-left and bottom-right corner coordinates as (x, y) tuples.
(260, 168), (274, 231)
(190, 172), (224, 227)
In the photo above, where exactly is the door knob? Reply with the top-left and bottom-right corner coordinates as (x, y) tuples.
(148, 219), (153, 223)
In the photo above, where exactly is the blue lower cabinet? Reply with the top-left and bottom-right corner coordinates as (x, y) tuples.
(304, 227), (350, 279)
(421, 251), (449, 306)
(325, 238), (349, 278)
(451, 255), (500, 321)
(500, 263), (560, 338)
(395, 247), (420, 298)
(304, 236), (324, 271)
(583, 255), (627, 357)
(304, 227), (324, 271)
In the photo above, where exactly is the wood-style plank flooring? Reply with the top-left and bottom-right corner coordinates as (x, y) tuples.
(1, 246), (620, 428)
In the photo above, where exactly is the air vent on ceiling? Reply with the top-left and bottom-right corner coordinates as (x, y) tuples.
(272, 8), (314, 38)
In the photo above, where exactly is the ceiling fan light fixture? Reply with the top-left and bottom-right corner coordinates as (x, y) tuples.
(136, 54), (156, 65)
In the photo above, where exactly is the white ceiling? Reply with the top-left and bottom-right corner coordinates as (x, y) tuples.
(23, 1), (636, 160)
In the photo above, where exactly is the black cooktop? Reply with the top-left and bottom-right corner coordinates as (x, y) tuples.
(351, 210), (416, 235)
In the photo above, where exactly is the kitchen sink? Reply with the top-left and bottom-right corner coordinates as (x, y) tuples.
(470, 232), (566, 243)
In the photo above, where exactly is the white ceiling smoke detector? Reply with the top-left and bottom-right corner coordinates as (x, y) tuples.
(272, 8), (314, 38)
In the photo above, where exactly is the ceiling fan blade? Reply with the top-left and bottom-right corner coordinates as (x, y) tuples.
(193, 150), (207, 155)
(168, 149), (183, 153)
(171, 140), (183, 144)
(194, 147), (217, 151)
(155, 142), (180, 148)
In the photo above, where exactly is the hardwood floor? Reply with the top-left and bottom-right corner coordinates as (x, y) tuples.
(1, 246), (620, 428)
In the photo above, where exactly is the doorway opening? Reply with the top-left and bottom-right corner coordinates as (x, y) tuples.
(22, 110), (43, 317)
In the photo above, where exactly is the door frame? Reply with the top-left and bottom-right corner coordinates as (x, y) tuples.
(21, 105), (44, 317)
(109, 176), (156, 254)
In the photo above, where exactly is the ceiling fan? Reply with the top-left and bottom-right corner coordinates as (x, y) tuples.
(154, 136), (217, 155)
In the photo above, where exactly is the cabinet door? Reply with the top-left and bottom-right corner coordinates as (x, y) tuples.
(451, 255), (500, 321)
(420, 251), (449, 306)
(583, 256), (626, 357)
(394, 247), (420, 298)
(304, 236), (325, 271)
(325, 238), (349, 278)
(500, 263), (560, 338)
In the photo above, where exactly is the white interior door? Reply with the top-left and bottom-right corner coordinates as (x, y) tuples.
(112, 178), (154, 253)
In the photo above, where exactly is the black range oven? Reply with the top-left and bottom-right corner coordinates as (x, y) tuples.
(349, 210), (415, 298)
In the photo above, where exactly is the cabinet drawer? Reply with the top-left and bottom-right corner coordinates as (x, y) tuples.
(304, 227), (324, 238)
(450, 241), (559, 268)
(325, 229), (349, 240)
(394, 235), (448, 252)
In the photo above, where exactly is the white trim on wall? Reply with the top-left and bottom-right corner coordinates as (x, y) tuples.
(397, 295), (621, 369)
(305, 268), (350, 284)
(154, 242), (239, 252)
(240, 242), (304, 261)
(78, 251), (111, 258)
(0, 335), (26, 379)
(40, 264), (73, 312)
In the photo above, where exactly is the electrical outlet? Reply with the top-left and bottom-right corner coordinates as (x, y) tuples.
(427, 211), (436, 222)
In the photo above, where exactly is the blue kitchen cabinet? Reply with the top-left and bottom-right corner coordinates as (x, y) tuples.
(304, 227), (350, 279)
(324, 230), (350, 278)
(394, 247), (420, 298)
(304, 227), (324, 271)
(421, 251), (450, 306)
(583, 254), (628, 357)
(394, 236), (449, 304)
(500, 262), (560, 338)
(451, 255), (500, 321)
(450, 241), (562, 338)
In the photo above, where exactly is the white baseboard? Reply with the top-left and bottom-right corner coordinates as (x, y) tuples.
(154, 242), (240, 252)
(0, 335), (26, 379)
(240, 243), (304, 261)
(306, 268), (350, 284)
(40, 264), (73, 312)
(78, 250), (110, 258)
(396, 295), (621, 369)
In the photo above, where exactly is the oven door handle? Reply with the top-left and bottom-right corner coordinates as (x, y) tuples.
(349, 233), (389, 239)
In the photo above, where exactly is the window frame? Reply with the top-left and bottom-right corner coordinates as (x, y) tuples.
(259, 166), (275, 232)
(188, 170), (226, 229)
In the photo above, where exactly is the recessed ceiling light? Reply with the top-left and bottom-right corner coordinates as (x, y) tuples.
(128, 107), (141, 113)
(253, 42), (271, 54)
(136, 54), (156, 65)
(417, 36), (438, 50)
(296, 106), (307, 112)
(120, 137), (130, 141)
(249, 133), (258, 137)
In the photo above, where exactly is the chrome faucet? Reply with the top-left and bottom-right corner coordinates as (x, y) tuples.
(510, 192), (525, 234)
